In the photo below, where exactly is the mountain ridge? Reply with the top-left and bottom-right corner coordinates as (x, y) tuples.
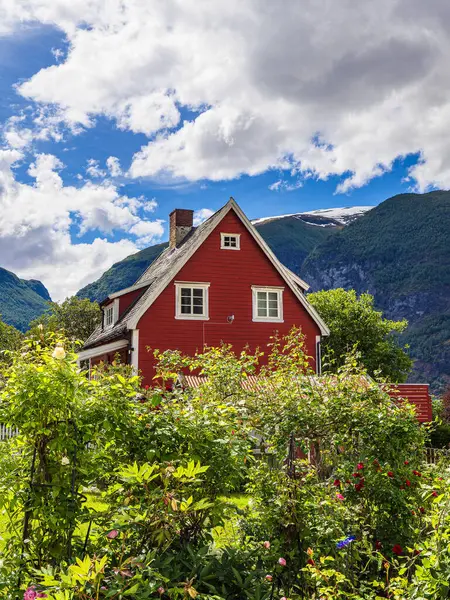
(0, 267), (51, 332)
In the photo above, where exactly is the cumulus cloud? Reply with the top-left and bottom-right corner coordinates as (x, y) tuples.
(106, 156), (122, 177)
(2, 0), (450, 190)
(193, 208), (214, 226)
(0, 150), (164, 300)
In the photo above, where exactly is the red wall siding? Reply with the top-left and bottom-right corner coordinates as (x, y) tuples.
(386, 384), (432, 423)
(119, 287), (148, 319)
(137, 209), (321, 386)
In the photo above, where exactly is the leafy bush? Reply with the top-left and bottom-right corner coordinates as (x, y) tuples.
(2, 328), (450, 600)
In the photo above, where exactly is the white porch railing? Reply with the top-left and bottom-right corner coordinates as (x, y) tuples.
(0, 424), (18, 441)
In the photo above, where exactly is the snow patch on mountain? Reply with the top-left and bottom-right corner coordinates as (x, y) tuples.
(252, 206), (373, 227)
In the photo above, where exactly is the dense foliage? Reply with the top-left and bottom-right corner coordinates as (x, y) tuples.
(1, 329), (449, 599)
(0, 267), (50, 332)
(0, 317), (22, 365)
(308, 288), (412, 381)
(29, 297), (102, 342)
(302, 190), (450, 393)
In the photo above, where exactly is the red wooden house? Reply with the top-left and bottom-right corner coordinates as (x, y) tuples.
(79, 198), (329, 385)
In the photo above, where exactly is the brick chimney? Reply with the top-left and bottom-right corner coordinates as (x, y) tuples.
(169, 208), (194, 248)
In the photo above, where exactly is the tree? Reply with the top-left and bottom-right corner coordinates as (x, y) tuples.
(0, 316), (22, 364)
(28, 296), (101, 342)
(308, 288), (412, 382)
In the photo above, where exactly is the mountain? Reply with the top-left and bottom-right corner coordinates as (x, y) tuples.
(77, 242), (168, 302)
(0, 267), (51, 332)
(301, 191), (450, 392)
(78, 208), (372, 303)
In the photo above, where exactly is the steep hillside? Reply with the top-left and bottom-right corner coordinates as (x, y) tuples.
(77, 242), (168, 302)
(252, 214), (339, 274)
(0, 267), (51, 331)
(301, 191), (450, 392)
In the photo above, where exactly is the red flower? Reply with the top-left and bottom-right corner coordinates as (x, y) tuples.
(355, 482), (364, 492)
(333, 479), (341, 487)
(307, 558), (315, 565)
(411, 510), (416, 516)
(357, 462), (364, 470)
(404, 460), (409, 465)
(405, 480), (411, 487)
(419, 506), (425, 514)
(392, 544), (403, 556)
(387, 471), (394, 478)
(265, 575), (273, 582)
(106, 530), (119, 539)
(413, 549), (421, 556)
(375, 541), (382, 550)
(432, 491), (438, 497)
(352, 472), (361, 478)
(412, 470), (421, 477)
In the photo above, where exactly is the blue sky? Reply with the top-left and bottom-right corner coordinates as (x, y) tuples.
(0, 2), (447, 299)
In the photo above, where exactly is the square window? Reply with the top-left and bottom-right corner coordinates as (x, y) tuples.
(252, 287), (283, 322)
(221, 233), (240, 250)
(175, 283), (209, 319)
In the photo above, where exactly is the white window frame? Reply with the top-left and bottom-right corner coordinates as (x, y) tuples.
(252, 286), (284, 323)
(220, 233), (241, 250)
(175, 282), (210, 320)
(103, 299), (119, 329)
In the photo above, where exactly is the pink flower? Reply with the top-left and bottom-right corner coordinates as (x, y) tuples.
(157, 587), (165, 595)
(24, 589), (37, 600)
(278, 557), (286, 566)
(335, 493), (345, 501)
(280, 597), (287, 600)
(265, 575), (273, 582)
(357, 462), (364, 470)
(107, 529), (119, 539)
(263, 541), (271, 549)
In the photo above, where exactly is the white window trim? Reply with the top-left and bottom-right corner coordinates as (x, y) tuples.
(315, 335), (322, 375)
(103, 299), (119, 329)
(175, 282), (210, 320)
(252, 286), (284, 323)
(220, 232), (241, 250)
(77, 339), (129, 363)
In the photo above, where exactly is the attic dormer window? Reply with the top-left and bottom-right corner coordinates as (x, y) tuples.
(221, 233), (240, 250)
(104, 305), (114, 328)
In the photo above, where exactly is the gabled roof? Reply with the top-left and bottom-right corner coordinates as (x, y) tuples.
(83, 197), (329, 350)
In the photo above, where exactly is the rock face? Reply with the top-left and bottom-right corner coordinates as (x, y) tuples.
(0, 267), (51, 332)
(301, 191), (450, 393)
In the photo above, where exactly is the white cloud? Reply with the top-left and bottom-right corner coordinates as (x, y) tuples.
(106, 156), (122, 177)
(3, 0), (450, 190)
(269, 179), (303, 192)
(86, 158), (106, 178)
(193, 208), (214, 226)
(0, 150), (164, 300)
